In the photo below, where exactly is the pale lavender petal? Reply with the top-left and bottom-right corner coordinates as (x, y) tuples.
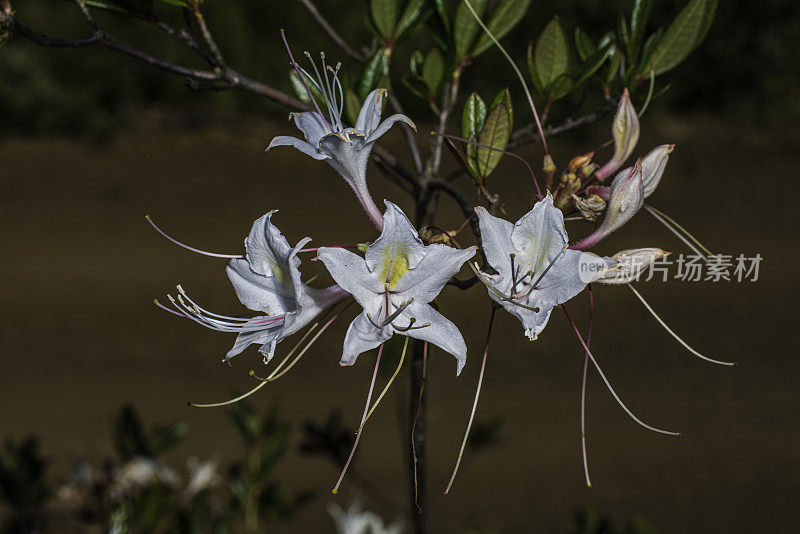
(511, 193), (569, 277)
(400, 302), (468, 375)
(475, 206), (516, 278)
(290, 111), (330, 148)
(365, 201), (426, 287)
(364, 113), (417, 144)
(318, 132), (372, 191)
(391, 244), (476, 303)
(355, 89), (386, 135)
(244, 211), (293, 278)
(340, 312), (392, 366)
(317, 247), (383, 308)
(267, 135), (328, 160)
(225, 318), (282, 360)
(226, 259), (294, 314)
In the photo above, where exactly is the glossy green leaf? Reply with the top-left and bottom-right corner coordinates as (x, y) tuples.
(647, 0), (707, 76)
(574, 43), (613, 87)
(693, 0), (718, 49)
(410, 50), (425, 76)
(453, 0), (488, 60)
(357, 50), (390, 100)
(434, 0), (452, 34)
(462, 92), (487, 140)
(629, 0), (653, 64)
(604, 45), (621, 86)
(472, 0), (533, 57)
(477, 103), (511, 179)
(548, 74), (573, 101)
(395, 0), (427, 38)
(617, 13), (630, 54)
(488, 87), (513, 131)
(422, 48), (445, 94)
(371, 0), (402, 39)
(535, 17), (569, 89)
(526, 41), (545, 95)
(638, 29), (663, 75)
(574, 28), (596, 62)
(289, 70), (324, 106)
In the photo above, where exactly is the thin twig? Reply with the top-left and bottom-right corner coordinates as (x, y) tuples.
(296, 0), (364, 62)
(390, 93), (424, 175)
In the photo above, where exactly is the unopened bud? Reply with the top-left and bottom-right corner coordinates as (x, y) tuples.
(571, 159), (644, 251)
(543, 154), (556, 174)
(568, 152), (594, 172)
(555, 172), (581, 210)
(641, 144), (675, 198)
(595, 248), (670, 284)
(579, 163), (598, 178)
(595, 88), (640, 181)
(572, 194), (606, 222)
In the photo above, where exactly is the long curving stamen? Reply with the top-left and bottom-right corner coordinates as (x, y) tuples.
(358, 337), (409, 430)
(177, 285), (251, 322)
(145, 215), (243, 259)
(280, 29), (331, 133)
(172, 293), (283, 333)
(444, 306), (497, 495)
(561, 304), (680, 436)
(469, 262), (540, 312)
(436, 132), (543, 200)
(644, 204), (713, 258)
(581, 286), (594, 488)
(393, 318), (430, 332)
(460, 0), (549, 156)
(367, 298), (415, 329)
(627, 284), (735, 366)
(304, 51), (337, 130)
(252, 299), (356, 382)
(153, 298), (189, 319)
(528, 244), (569, 292)
(332, 343), (384, 494)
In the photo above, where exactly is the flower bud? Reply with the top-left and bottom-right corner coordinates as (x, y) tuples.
(595, 89), (640, 181)
(543, 154), (556, 174)
(595, 248), (670, 284)
(571, 159), (643, 251)
(568, 151), (595, 172)
(572, 194), (606, 222)
(641, 144), (675, 198)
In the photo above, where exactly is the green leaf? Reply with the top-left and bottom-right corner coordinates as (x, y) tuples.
(422, 48), (445, 95)
(472, 0), (532, 57)
(289, 70), (324, 106)
(344, 86), (362, 124)
(597, 31), (615, 50)
(548, 73), (573, 101)
(693, 0), (718, 49)
(646, 0), (707, 76)
(574, 43), (613, 87)
(574, 28), (596, 62)
(410, 50), (424, 76)
(394, 0), (427, 39)
(604, 45), (621, 86)
(638, 29), (663, 75)
(453, 0), (488, 61)
(629, 0), (653, 64)
(357, 50), (390, 100)
(617, 12), (630, 56)
(402, 75), (430, 99)
(371, 0), (402, 39)
(461, 92), (487, 140)
(526, 40), (545, 95)
(434, 0), (452, 35)
(477, 103), (511, 179)
(534, 17), (569, 89)
(488, 87), (513, 131)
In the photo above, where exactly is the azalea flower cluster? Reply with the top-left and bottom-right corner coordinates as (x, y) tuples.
(151, 46), (731, 493)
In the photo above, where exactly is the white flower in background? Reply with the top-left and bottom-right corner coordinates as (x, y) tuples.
(475, 193), (604, 340)
(318, 201), (476, 374)
(266, 46), (416, 227)
(329, 501), (403, 534)
(163, 211), (348, 362)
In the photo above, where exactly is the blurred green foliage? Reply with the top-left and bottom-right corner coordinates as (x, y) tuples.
(0, 0), (796, 140)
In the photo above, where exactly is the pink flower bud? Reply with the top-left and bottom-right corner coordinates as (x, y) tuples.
(595, 89), (640, 181)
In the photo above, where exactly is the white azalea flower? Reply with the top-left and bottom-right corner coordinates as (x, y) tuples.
(163, 211), (348, 362)
(329, 501), (403, 534)
(317, 201), (476, 374)
(266, 48), (415, 227)
(475, 193), (604, 340)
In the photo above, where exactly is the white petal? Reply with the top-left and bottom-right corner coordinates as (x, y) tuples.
(244, 211), (293, 278)
(317, 247), (383, 308)
(391, 244), (476, 303)
(364, 114), (417, 144)
(502, 302), (554, 341)
(401, 302), (468, 375)
(225, 318), (282, 360)
(226, 259), (294, 314)
(511, 193), (569, 277)
(365, 201), (426, 289)
(527, 249), (594, 311)
(290, 111), (330, 148)
(355, 89), (386, 135)
(340, 312), (392, 366)
(266, 136), (328, 160)
(474, 206), (516, 279)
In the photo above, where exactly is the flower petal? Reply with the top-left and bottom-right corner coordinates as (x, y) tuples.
(501, 301), (554, 341)
(226, 259), (294, 314)
(291, 111), (330, 148)
(391, 244), (476, 303)
(401, 302), (468, 375)
(474, 206), (516, 279)
(225, 318), (282, 361)
(340, 312), (392, 367)
(511, 193), (569, 277)
(266, 135), (328, 160)
(364, 114), (417, 144)
(318, 132), (372, 191)
(317, 247), (383, 307)
(244, 212), (293, 278)
(528, 249), (595, 310)
(365, 201), (426, 289)
(355, 89), (387, 135)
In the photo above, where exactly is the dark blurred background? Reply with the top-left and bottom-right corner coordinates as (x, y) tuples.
(1, 0), (798, 532)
